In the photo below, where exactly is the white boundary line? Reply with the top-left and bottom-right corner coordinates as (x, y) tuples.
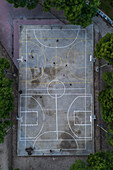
(21, 93), (91, 96)
(25, 29), (28, 148)
(85, 29), (86, 149)
(20, 138), (92, 141)
(74, 110), (91, 112)
(34, 149), (85, 151)
(18, 26), (94, 154)
(55, 94), (58, 140)
(33, 28), (80, 48)
(27, 28), (86, 30)
(91, 92), (92, 138)
(27, 88), (85, 90)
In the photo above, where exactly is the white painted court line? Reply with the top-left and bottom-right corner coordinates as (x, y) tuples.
(20, 111), (38, 126)
(85, 29), (86, 149)
(73, 110), (91, 126)
(27, 28), (85, 31)
(33, 28), (80, 48)
(32, 130), (78, 149)
(18, 26), (94, 154)
(21, 93), (92, 96)
(67, 96), (79, 138)
(91, 95), (93, 138)
(91, 25), (93, 140)
(67, 95), (92, 139)
(27, 88), (86, 90)
(55, 94), (58, 140)
(34, 148), (84, 152)
(24, 29), (28, 148)
(74, 124), (91, 126)
(20, 138), (92, 141)
(47, 79), (65, 98)
(20, 94), (45, 142)
(74, 111), (91, 112)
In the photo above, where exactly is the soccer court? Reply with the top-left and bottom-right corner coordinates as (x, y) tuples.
(17, 24), (94, 156)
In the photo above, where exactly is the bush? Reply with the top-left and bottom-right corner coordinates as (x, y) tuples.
(0, 58), (14, 143)
(103, 71), (113, 87)
(98, 86), (113, 122)
(6, 0), (39, 9)
(70, 159), (88, 170)
(87, 151), (113, 169)
(94, 33), (113, 67)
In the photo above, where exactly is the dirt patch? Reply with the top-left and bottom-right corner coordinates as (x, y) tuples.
(59, 140), (77, 149)
(44, 67), (56, 78)
(46, 110), (54, 116)
(31, 79), (40, 86)
(30, 68), (35, 78)
(60, 132), (72, 140)
(30, 68), (42, 79)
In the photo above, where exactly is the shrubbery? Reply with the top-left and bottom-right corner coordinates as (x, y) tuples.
(6, 0), (39, 9)
(0, 58), (14, 143)
(94, 33), (113, 67)
(70, 159), (87, 170)
(103, 71), (113, 87)
(87, 151), (113, 170)
(98, 86), (113, 122)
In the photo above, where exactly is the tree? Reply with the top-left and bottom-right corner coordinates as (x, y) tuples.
(87, 151), (113, 170)
(103, 71), (113, 87)
(98, 86), (113, 122)
(70, 159), (88, 170)
(0, 58), (14, 143)
(94, 33), (113, 67)
(6, 0), (39, 9)
(43, 0), (100, 28)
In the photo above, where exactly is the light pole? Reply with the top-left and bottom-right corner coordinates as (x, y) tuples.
(97, 124), (111, 136)
(95, 63), (109, 72)
(4, 70), (16, 77)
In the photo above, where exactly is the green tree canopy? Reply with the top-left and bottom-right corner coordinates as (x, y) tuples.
(87, 151), (113, 170)
(106, 123), (113, 147)
(94, 33), (113, 67)
(103, 71), (113, 87)
(70, 159), (88, 170)
(6, 0), (39, 9)
(43, 0), (100, 28)
(98, 86), (113, 122)
(0, 58), (14, 143)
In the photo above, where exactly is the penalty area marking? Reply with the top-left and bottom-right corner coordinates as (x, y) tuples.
(33, 28), (80, 49)
(20, 111), (38, 126)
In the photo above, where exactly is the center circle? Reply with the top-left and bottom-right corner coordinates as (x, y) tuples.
(51, 56), (62, 68)
(47, 80), (65, 98)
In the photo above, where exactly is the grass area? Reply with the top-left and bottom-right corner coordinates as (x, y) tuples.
(99, 0), (113, 20)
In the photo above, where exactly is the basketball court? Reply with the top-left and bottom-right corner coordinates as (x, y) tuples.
(17, 24), (94, 156)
